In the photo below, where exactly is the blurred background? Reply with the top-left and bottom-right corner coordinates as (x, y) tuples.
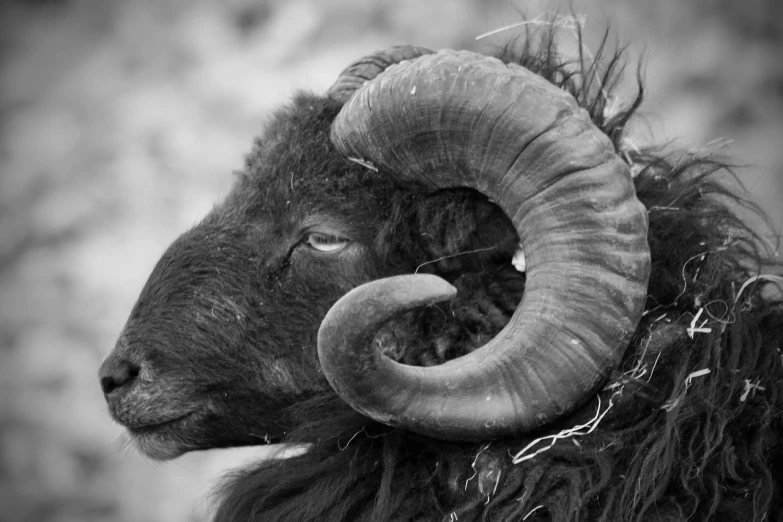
(0, 0), (781, 521)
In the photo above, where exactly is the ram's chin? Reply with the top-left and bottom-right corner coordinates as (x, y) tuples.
(121, 413), (203, 460)
(129, 430), (190, 460)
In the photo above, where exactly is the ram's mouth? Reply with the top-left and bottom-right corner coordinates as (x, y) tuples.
(127, 411), (195, 434)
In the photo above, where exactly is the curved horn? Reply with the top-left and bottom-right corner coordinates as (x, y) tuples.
(327, 45), (434, 103)
(319, 50), (651, 441)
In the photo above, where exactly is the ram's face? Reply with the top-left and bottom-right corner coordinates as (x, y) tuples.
(98, 97), (393, 460)
(98, 93), (519, 460)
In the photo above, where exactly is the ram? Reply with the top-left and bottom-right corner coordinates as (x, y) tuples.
(99, 33), (783, 522)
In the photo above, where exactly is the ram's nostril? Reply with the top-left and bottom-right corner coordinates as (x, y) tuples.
(99, 357), (140, 395)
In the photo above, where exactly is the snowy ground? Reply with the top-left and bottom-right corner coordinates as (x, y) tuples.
(1, 1), (781, 521)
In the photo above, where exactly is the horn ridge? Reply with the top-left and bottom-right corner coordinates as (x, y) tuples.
(327, 45), (434, 104)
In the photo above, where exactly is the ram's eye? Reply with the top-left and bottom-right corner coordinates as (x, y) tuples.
(305, 232), (349, 253)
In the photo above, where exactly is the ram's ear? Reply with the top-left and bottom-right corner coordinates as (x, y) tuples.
(414, 190), (519, 274)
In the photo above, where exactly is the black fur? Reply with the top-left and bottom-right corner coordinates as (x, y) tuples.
(106, 28), (783, 522)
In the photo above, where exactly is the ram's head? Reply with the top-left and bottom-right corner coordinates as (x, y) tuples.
(99, 47), (650, 460)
